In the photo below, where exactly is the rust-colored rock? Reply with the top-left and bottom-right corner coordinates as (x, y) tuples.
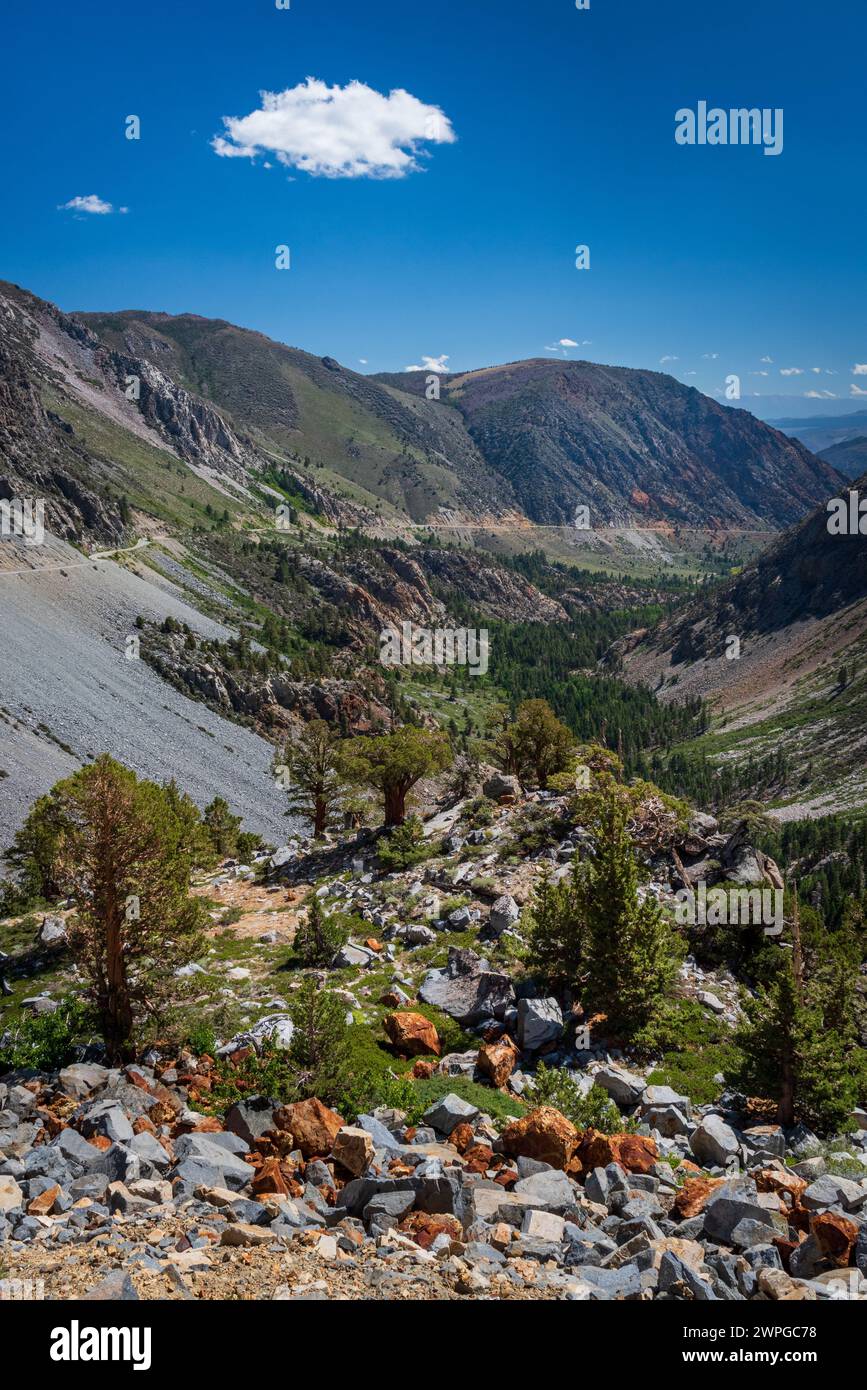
(476, 1036), (519, 1089)
(399, 1211), (463, 1249)
(412, 1059), (435, 1079)
(274, 1097), (344, 1158)
(673, 1175), (726, 1220)
(364, 938), (383, 953)
(27, 1183), (60, 1215)
(811, 1211), (859, 1267)
(380, 990), (404, 1008)
(756, 1166), (807, 1203)
(251, 1156), (290, 1197)
(383, 1011), (440, 1058)
(133, 1116), (157, 1136)
(501, 1106), (580, 1171)
(450, 1122), (475, 1155)
(463, 1143), (494, 1174)
(577, 1129), (658, 1176)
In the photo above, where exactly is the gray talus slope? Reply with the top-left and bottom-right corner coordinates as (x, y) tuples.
(0, 537), (287, 840)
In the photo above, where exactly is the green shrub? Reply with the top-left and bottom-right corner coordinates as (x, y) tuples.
(0, 995), (93, 1072)
(525, 1062), (627, 1134)
(376, 817), (433, 872)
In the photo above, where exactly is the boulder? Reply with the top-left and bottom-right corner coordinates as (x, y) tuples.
(217, 1013), (295, 1057)
(594, 1066), (645, 1107)
(421, 1093), (479, 1136)
(225, 1096), (279, 1147)
(482, 772), (521, 801)
(516, 997), (563, 1050)
(38, 915), (67, 947)
(332, 1126), (375, 1177)
(702, 1179), (773, 1244)
(419, 947), (514, 1026)
(501, 1107), (580, 1171)
(689, 1114), (740, 1167)
(810, 1211), (858, 1267)
(488, 895), (520, 936)
(274, 1098), (344, 1158)
(383, 1011), (440, 1058)
(476, 1036), (520, 1089)
(577, 1130), (658, 1176)
(0, 1175), (24, 1212)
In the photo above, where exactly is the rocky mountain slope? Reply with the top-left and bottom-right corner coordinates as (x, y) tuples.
(376, 360), (840, 530)
(2, 780), (865, 1303)
(617, 472), (867, 816)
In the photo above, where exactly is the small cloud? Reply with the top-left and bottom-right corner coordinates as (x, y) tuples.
(685, 370), (697, 376)
(760, 355), (773, 363)
(701, 352), (719, 360)
(811, 367), (823, 374)
(58, 194), (121, 215)
(804, 389), (837, 399)
(851, 384), (867, 397)
(852, 364), (867, 375)
(780, 367), (803, 376)
(405, 354), (449, 373)
(752, 370), (769, 377)
(659, 354), (679, 364)
(212, 77), (456, 179)
(359, 358), (368, 365)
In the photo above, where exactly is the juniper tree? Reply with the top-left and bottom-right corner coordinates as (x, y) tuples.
(341, 726), (451, 826)
(288, 977), (349, 1102)
(49, 756), (208, 1062)
(202, 796), (242, 859)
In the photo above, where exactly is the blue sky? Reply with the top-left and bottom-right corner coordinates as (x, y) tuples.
(3, 0), (866, 417)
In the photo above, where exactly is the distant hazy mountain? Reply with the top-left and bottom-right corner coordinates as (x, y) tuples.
(771, 410), (867, 456)
(818, 437), (867, 480)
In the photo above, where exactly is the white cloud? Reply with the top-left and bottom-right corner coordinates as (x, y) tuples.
(752, 370), (769, 377)
(701, 352), (719, 360)
(804, 390), (837, 399)
(760, 355), (773, 363)
(405, 354), (449, 373)
(780, 367), (803, 376)
(58, 194), (123, 215)
(212, 77), (456, 178)
(660, 354), (678, 363)
(811, 366), (822, 373)
(851, 384), (867, 397)
(852, 364), (867, 375)
(359, 358), (368, 365)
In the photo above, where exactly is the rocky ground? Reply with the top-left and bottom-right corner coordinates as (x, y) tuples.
(2, 778), (867, 1302)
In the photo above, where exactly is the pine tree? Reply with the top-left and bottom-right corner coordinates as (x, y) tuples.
(49, 756), (208, 1061)
(528, 780), (681, 1035)
(734, 891), (865, 1131)
(341, 726), (451, 826)
(288, 978), (348, 1102)
(277, 720), (344, 839)
(202, 796), (242, 858)
(294, 895), (348, 968)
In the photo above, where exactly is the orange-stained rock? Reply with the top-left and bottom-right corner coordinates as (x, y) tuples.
(463, 1143), (494, 1174)
(383, 1011), (440, 1058)
(364, 938), (384, 953)
(87, 1135), (112, 1152)
(27, 1184), (60, 1215)
(274, 1097), (344, 1158)
(190, 1116), (224, 1133)
(450, 1122), (475, 1155)
(380, 990), (404, 1008)
(251, 1156), (290, 1197)
(673, 1175), (726, 1220)
(412, 1059), (435, 1079)
(477, 1036), (519, 1089)
(577, 1130), (658, 1176)
(399, 1211), (463, 1249)
(756, 1166), (807, 1203)
(501, 1107), (580, 1171)
(133, 1116), (157, 1136)
(811, 1211), (859, 1267)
